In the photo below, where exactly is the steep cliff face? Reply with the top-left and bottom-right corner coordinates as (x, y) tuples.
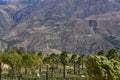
(0, 0), (120, 53)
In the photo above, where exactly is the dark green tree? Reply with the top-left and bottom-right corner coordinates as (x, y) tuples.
(37, 51), (43, 73)
(77, 56), (82, 74)
(22, 52), (33, 75)
(49, 53), (59, 77)
(60, 51), (69, 79)
(106, 49), (118, 60)
(97, 50), (105, 55)
(17, 47), (26, 55)
(81, 54), (86, 70)
(43, 56), (52, 80)
(71, 54), (78, 75)
(6, 49), (23, 79)
(86, 55), (120, 80)
(22, 52), (42, 76)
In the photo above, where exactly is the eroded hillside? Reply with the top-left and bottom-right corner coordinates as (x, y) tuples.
(0, 0), (120, 54)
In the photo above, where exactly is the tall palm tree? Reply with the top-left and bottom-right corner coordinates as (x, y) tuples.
(77, 56), (82, 74)
(60, 51), (69, 79)
(81, 54), (85, 70)
(37, 51), (43, 73)
(43, 56), (52, 80)
(71, 54), (78, 75)
(49, 53), (59, 77)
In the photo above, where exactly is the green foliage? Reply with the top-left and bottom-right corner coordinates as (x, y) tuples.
(50, 53), (60, 64)
(16, 47), (26, 54)
(0, 52), (4, 63)
(49, 66), (58, 72)
(60, 51), (69, 65)
(32, 53), (42, 67)
(106, 49), (118, 60)
(97, 50), (105, 55)
(22, 52), (34, 68)
(86, 55), (120, 80)
(77, 56), (82, 65)
(43, 56), (52, 66)
(71, 54), (78, 63)
(0, 48), (119, 80)
(38, 51), (43, 59)
(6, 49), (23, 70)
(22, 52), (42, 68)
(71, 54), (78, 74)
(79, 54), (86, 62)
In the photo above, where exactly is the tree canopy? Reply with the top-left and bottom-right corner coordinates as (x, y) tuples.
(86, 55), (120, 80)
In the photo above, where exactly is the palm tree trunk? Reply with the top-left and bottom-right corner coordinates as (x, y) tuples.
(78, 64), (80, 74)
(82, 60), (84, 70)
(0, 63), (2, 80)
(51, 64), (55, 77)
(46, 66), (49, 80)
(74, 62), (76, 75)
(63, 64), (66, 79)
(25, 68), (27, 75)
(39, 64), (42, 73)
(51, 69), (53, 77)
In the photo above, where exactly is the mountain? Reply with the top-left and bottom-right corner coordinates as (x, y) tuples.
(0, 0), (120, 54)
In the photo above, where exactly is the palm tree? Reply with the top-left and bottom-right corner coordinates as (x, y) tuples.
(60, 51), (69, 79)
(71, 54), (78, 75)
(37, 51), (43, 73)
(49, 53), (56, 76)
(50, 53), (57, 64)
(49, 53), (60, 77)
(81, 54), (85, 70)
(77, 56), (82, 74)
(43, 56), (52, 80)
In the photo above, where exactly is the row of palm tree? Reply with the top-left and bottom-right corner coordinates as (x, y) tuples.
(0, 47), (87, 80)
(39, 50), (86, 79)
(1, 47), (119, 80)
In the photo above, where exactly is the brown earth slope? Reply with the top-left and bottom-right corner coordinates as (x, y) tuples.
(0, 0), (120, 54)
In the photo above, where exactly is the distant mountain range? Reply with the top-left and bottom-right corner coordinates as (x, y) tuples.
(0, 0), (120, 54)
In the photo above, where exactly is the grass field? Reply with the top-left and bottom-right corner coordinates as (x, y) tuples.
(1, 68), (87, 80)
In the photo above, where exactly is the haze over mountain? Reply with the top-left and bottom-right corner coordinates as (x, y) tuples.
(0, 0), (120, 54)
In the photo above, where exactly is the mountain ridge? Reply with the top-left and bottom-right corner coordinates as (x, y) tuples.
(0, 0), (120, 54)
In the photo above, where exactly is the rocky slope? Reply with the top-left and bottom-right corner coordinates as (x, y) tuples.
(0, 0), (120, 54)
